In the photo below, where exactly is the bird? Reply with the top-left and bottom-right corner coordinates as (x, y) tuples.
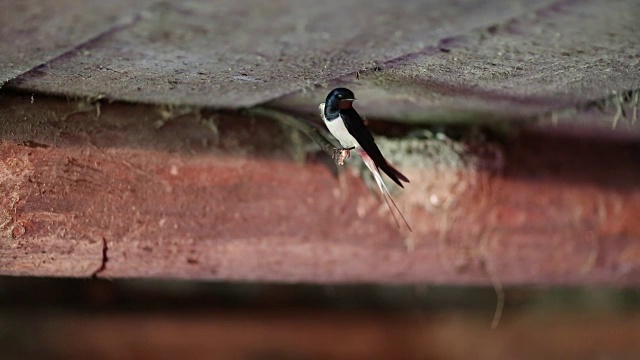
(319, 87), (411, 231)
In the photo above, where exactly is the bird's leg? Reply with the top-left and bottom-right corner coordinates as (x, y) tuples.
(333, 146), (355, 166)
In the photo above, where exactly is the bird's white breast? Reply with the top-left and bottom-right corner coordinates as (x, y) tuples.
(319, 103), (359, 148)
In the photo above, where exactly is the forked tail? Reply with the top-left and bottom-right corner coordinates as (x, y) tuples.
(360, 152), (412, 232)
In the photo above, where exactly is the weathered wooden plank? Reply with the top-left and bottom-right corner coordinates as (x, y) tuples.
(5, 0), (556, 108)
(1, 94), (639, 284)
(0, 0), (159, 84)
(271, 0), (640, 123)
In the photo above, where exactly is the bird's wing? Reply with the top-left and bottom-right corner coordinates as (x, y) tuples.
(340, 108), (381, 160)
(341, 108), (409, 187)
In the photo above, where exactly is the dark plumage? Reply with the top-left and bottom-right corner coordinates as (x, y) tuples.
(323, 88), (409, 187)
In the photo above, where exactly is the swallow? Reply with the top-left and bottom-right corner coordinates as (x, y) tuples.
(319, 87), (411, 231)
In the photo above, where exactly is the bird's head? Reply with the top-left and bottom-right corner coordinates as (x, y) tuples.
(326, 87), (356, 110)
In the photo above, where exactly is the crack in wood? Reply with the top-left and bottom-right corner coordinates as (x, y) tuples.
(91, 238), (109, 279)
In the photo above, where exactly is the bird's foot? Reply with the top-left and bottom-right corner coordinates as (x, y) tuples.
(333, 147), (354, 166)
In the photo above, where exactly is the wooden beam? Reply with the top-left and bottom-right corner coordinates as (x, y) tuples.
(1, 94), (639, 284)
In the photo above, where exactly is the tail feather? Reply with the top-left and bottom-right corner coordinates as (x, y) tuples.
(379, 162), (409, 188)
(360, 153), (412, 232)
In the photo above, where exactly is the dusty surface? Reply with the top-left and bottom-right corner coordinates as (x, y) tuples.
(1, 94), (639, 284)
(0, 0), (158, 85)
(8, 1), (638, 107)
(0, 0), (637, 116)
(0, 0), (597, 109)
(271, 0), (640, 123)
